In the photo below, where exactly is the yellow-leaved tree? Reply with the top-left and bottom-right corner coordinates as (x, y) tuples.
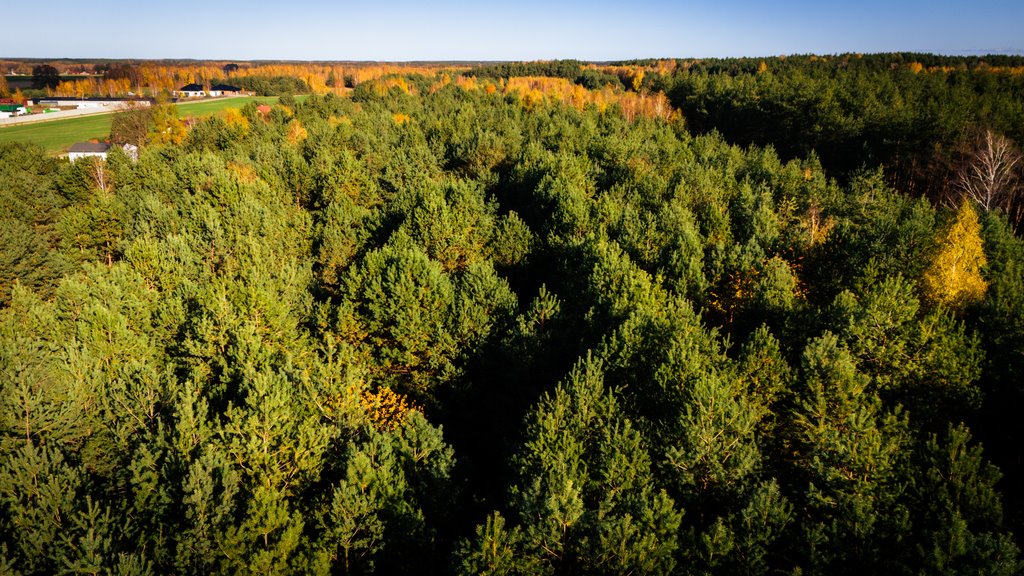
(286, 118), (307, 144)
(631, 69), (645, 92)
(221, 107), (250, 133)
(146, 98), (186, 145)
(922, 201), (988, 309)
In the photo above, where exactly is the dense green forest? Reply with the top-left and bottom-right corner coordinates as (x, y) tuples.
(656, 55), (1024, 203)
(226, 75), (313, 96)
(2, 55), (1024, 574)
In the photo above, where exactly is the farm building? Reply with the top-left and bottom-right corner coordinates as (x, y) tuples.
(34, 98), (150, 109)
(209, 84), (242, 96)
(67, 142), (140, 162)
(174, 83), (205, 98)
(67, 142), (111, 162)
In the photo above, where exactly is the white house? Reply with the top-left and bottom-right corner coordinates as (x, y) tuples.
(68, 142), (140, 163)
(68, 142), (111, 162)
(174, 83), (205, 98)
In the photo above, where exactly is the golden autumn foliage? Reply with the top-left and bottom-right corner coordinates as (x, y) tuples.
(588, 61), (678, 80)
(53, 77), (132, 98)
(221, 107), (250, 132)
(360, 387), (421, 431)
(227, 161), (258, 184)
(452, 74), (475, 91)
(147, 101), (186, 146)
(365, 76), (416, 96)
(922, 201), (988, 309)
(630, 69), (645, 92)
(456, 76), (679, 122)
(392, 112), (411, 125)
(434, 73), (453, 91)
(520, 87), (546, 110)
(286, 118), (308, 144)
(339, 63), (465, 90)
(328, 115), (352, 128)
(31, 62), (467, 98)
(230, 62), (459, 94)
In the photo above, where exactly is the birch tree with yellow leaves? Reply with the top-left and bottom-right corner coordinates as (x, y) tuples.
(922, 201), (988, 309)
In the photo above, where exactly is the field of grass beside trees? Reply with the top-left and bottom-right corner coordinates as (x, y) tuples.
(1, 54), (1023, 574)
(0, 97), (284, 154)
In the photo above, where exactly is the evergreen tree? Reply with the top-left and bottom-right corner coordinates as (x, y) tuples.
(461, 357), (682, 574)
(788, 333), (911, 573)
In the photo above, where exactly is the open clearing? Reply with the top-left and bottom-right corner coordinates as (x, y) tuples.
(0, 96), (285, 154)
(0, 114), (116, 153)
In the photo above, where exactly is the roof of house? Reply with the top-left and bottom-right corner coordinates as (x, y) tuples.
(178, 83), (204, 92)
(210, 84), (241, 91)
(68, 142), (111, 154)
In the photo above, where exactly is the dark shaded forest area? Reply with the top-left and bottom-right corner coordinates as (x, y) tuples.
(1, 54), (1024, 574)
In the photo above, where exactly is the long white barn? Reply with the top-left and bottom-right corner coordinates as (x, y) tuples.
(33, 98), (151, 109)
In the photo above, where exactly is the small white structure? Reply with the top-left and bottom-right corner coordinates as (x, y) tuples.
(68, 142), (111, 162)
(121, 144), (139, 162)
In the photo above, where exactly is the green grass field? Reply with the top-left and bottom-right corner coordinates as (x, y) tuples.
(175, 96), (282, 117)
(0, 96), (285, 154)
(0, 114), (116, 154)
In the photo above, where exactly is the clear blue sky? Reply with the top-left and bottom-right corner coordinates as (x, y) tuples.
(4, 0), (1022, 60)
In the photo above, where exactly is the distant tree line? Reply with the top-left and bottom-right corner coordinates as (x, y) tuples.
(219, 75), (312, 96)
(465, 60), (626, 90)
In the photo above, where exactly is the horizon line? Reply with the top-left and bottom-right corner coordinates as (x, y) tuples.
(3, 50), (1024, 64)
